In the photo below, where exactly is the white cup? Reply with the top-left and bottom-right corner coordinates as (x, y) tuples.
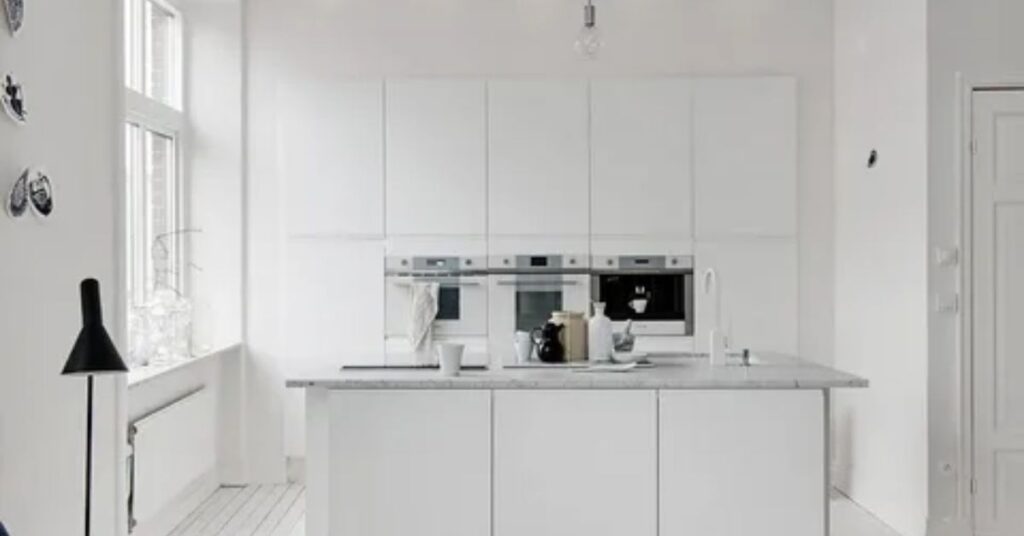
(513, 331), (534, 363)
(437, 343), (465, 377)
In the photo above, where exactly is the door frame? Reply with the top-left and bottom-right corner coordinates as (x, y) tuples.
(959, 79), (1024, 536)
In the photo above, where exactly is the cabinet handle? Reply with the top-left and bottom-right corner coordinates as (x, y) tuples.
(495, 280), (580, 287)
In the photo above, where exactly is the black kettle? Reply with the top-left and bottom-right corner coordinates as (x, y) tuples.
(531, 322), (565, 363)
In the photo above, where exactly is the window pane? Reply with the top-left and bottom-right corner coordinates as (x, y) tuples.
(144, 129), (178, 298)
(144, 0), (178, 106)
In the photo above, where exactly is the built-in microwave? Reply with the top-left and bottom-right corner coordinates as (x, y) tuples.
(590, 255), (694, 337)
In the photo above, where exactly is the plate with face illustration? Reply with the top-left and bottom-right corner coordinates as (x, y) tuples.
(2, 73), (26, 125)
(3, 0), (22, 35)
(6, 168), (52, 219)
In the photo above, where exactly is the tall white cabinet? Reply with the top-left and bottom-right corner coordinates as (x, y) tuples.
(692, 77), (799, 353)
(487, 80), (590, 237)
(280, 79), (384, 237)
(590, 78), (693, 240)
(385, 79), (487, 236)
(693, 77), (797, 239)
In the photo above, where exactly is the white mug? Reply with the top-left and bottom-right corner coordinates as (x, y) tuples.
(513, 331), (533, 363)
(437, 343), (465, 377)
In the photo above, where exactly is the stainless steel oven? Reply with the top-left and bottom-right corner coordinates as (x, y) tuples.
(590, 255), (694, 337)
(488, 254), (590, 364)
(385, 256), (488, 360)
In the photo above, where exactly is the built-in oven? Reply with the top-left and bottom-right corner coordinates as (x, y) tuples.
(591, 255), (694, 337)
(385, 256), (488, 363)
(488, 254), (590, 365)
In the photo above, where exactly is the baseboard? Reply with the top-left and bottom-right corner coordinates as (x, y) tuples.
(927, 517), (972, 536)
(131, 470), (219, 536)
(286, 456), (306, 484)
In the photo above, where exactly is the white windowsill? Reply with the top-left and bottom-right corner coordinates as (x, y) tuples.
(127, 343), (242, 388)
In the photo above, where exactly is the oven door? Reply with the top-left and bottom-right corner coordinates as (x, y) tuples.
(592, 271), (693, 336)
(488, 273), (590, 364)
(386, 275), (488, 338)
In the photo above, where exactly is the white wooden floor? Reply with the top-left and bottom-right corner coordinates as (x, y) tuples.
(168, 484), (305, 536)
(172, 485), (897, 536)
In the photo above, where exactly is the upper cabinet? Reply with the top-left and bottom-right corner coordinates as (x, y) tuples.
(590, 78), (693, 238)
(694, 240), (798, 354)
(386, 79), (487, 236)
(281, 79), (384, 237)
(693, 77), (797, 239)
(488, 80), (590, 236)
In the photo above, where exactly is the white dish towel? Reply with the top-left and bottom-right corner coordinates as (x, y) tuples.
(407, 282), (440, 362)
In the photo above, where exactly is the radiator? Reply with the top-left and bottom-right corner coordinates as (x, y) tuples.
(129, 387), (216, 531)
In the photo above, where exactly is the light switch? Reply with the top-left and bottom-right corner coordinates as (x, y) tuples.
(934, 247), (959, 267)
(934, 293), (960, 314)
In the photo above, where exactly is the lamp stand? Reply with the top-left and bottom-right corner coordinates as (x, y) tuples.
(84, 375), (93, 536)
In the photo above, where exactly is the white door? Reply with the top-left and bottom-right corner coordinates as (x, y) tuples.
(693, 77), (797, 239)
(493, 390), (657, 536)
(280, 79), (384, 237)
(488, 79), (590, 236)
(694, 240), (798, 354)
(972, 90), (1024, 535)
(659, 390), (825, 536)
(385, 79), (487, 236)
(329, 390), (491, 536)
(590, 78), (693, 238)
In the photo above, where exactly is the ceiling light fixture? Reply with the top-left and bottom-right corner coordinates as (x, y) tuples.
(574, 0), (602, 59)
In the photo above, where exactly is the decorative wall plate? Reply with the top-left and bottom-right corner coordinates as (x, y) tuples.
(2, 73), (26, 125)
(6, 168), (28, 218)
(6, 168), (52, 219)
(3, 0), (22, 35)
(28, 169), (52, 217)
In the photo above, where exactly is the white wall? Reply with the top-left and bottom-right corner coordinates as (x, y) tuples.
(183, 0), (245, 354)
(0, 0), (124, 533)
(833, 1), (929, 535)
(245, 0), (835, 479)
(927, 1), (1024, 533)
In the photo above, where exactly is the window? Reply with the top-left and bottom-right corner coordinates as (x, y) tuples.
(124, 0), (187, 364)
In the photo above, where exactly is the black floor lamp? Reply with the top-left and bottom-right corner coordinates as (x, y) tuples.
(61, 279), (128, 536)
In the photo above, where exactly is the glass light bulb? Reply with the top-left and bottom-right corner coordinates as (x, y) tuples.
(574, 25), (603, 59)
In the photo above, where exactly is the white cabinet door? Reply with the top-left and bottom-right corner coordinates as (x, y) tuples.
(493, 390), (657, 536)
(283, 240), (385, 367)
(693, 77), (797, 238)
(488, 80), (590, 236)
(386, 79), (487, 236)
(591, 78), (693, 237)
(659, 390), (825, 536)
(695, 240), (798, 354)
(330, 390), (491, 536)
(280, 79), (384, 237)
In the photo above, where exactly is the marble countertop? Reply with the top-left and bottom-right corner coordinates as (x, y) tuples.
(285, 353), (868, 391)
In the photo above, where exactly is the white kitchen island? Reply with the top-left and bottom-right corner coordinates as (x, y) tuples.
(287, 355), (866, 536)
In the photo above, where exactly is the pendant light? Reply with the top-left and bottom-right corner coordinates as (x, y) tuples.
(574, 0), (603, 59)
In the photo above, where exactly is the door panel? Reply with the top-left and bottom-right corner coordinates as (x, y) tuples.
(487, 80), (590, 236)
(385, 79), (487, 235)
(330, 390), (491, 536)
(973, 90), (1024, 535)
(493, 390), (657, 536)
(693, 77), (797, 238)
(590, 78), (693, 237)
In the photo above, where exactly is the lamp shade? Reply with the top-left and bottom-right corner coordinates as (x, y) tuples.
(61, 279), (128, 376)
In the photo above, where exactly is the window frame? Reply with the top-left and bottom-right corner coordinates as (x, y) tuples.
(123, 0), (188, 312)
